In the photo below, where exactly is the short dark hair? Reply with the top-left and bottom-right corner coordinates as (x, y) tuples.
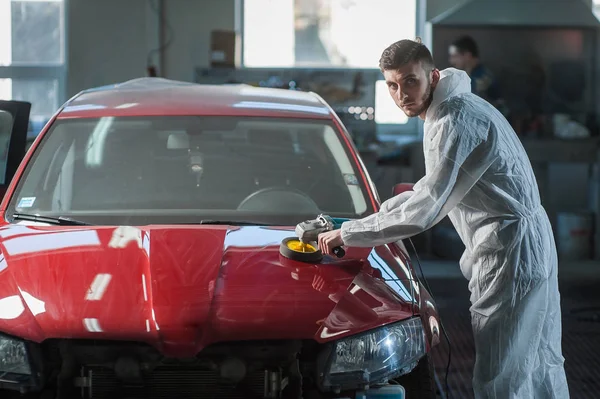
(451, 35), (479, 57)
(378, 38), (435, 73)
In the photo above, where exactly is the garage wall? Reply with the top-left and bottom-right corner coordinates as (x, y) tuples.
(66, 0), (148, 97)
(163, 0), (236, 82)
(66, 0), (235, 98)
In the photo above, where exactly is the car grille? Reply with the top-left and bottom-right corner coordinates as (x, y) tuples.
(83, 365), (266, 399)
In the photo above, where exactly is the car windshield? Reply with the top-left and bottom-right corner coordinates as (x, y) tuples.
(6, 116), (375, 225)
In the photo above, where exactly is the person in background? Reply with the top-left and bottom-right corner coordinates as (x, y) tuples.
(449, 35), (500, 102)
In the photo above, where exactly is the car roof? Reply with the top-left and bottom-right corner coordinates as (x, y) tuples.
(58, 78), (334, 120)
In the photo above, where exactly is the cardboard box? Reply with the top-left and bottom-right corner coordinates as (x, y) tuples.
(210, 30), (240, 68)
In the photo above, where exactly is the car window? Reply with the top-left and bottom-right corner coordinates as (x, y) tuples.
(6, 116), (374, 225)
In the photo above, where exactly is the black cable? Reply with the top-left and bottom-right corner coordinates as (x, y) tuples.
(407, 237), (452, 399)
(569, 306), (600, 324)
(570, 306), (600, 313)
(147, 0), (175, 70)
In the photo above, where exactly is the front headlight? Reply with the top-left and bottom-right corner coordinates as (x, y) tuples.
(319, 317), (426, 391)
(0, 334), (32, 383)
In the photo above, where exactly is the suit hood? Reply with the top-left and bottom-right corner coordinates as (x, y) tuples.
(426, 67), (472, 121)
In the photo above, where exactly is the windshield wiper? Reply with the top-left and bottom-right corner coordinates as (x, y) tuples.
(11, 213), (91, 226)
(198, 220), (277, 226)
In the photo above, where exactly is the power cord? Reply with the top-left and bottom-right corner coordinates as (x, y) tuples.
(407, 237), (452, 399)
(147, 0), (175, 77)
(570, 306), (600, 323)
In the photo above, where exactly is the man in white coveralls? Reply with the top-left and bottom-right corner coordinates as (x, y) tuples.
(318, 38), (569, 398)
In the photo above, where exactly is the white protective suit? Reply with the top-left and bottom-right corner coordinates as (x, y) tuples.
(341, 68), (569, 398)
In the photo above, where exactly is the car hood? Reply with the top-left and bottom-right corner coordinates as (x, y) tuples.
(0, 223), (416, 357)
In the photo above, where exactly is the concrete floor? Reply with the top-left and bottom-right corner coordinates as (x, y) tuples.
(418, 258), (600, 398)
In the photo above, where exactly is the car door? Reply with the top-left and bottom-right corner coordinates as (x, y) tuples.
(0, 100), (31, 200)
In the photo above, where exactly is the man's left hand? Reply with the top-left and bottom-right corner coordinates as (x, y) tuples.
(318, 230), (345, 256)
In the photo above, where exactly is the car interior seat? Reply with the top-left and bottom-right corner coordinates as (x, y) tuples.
(158, 131), (257, 209)
(246, 128), (299, 188)
(73, 129), (155, 209)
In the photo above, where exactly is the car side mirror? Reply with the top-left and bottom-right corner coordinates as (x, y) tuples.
(392, 183), (414, 197)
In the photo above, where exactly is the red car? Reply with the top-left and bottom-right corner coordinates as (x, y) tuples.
(0, 79), (441, 399)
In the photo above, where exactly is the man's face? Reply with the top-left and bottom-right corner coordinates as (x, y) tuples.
(448, 45), (466, 70)
(383, 61), (438, 118)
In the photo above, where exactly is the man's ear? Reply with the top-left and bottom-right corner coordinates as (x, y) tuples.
(431, 68), (441, 88)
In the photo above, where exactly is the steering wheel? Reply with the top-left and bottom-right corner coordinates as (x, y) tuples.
(237, 186), (321, 213)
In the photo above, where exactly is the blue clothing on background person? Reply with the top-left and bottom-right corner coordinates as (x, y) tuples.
(470, 63), (500, 101)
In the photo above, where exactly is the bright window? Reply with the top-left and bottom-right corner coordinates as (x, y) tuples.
(0, 0), (65, 136)
(243, 0), (417, 69)
(375, 80), (408, 124)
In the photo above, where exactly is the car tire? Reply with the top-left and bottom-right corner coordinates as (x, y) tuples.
(393, 353), (436, 399)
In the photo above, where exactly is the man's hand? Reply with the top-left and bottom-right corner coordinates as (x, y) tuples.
(318, 230), (344, 256)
